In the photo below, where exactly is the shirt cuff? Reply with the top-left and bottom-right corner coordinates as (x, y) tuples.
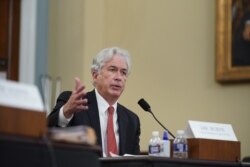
(58, 106), (73, 127)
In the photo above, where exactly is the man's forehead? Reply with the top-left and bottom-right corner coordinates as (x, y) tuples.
(106, 64), (128, 71)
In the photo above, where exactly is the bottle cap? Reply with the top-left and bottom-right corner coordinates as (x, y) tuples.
(152, 131), (159, 137)
(176, 130), (185, 136)
(163, 131), (169, 140)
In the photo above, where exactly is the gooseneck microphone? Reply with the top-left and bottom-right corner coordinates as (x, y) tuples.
(138, 98), (175, 138)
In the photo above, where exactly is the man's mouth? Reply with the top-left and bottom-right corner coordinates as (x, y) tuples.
(111, 84), (121, 90)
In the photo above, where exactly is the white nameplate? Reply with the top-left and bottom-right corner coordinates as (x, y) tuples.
(185, 120), (237, 141)
(0, 80), (44, 112)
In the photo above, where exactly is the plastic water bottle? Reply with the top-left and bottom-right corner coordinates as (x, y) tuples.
(173, 130), (188, 159)
(148, 131), (161, 156)
(160, 130), (170, 157)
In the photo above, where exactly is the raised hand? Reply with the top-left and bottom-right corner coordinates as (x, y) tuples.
(63, 77), (88, 118)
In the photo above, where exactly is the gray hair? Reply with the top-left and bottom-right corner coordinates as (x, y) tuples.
(90, 47), (131, 74)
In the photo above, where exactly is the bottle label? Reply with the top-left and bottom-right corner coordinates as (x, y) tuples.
(173, 143), (188, 152)
(149, 144), (161, 154)
(160, 141), (170, 157)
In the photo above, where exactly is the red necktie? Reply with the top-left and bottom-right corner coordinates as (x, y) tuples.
(106, 106), (118, 156)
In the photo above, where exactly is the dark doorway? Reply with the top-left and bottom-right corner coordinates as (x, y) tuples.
(0, 0), (21, 80)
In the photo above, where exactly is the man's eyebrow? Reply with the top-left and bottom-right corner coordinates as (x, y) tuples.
(108, 65), (127, 70)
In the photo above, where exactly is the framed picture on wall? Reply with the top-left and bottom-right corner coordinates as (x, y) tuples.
(216, 0), (250, 82)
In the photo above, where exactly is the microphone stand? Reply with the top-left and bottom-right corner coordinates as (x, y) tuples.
(148, 108), (175, 139)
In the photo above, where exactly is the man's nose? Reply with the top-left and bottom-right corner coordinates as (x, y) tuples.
(114, 71), (123, 80)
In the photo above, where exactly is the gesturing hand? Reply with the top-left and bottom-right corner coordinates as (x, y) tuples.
(63, 77), (88, 118)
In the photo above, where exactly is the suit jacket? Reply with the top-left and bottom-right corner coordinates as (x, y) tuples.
(48, 90), (141, 156)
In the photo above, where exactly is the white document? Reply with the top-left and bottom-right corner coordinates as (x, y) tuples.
(185, 120), (238, 141)
(0, 80), (44, 112)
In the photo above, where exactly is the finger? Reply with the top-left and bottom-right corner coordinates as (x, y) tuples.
(75, 87), (87, 100)
(76, 105), (88, 111)
(74, 77), (82, 90)
(74, 102), (89, 111)
(75, 84), (85, 94)
(75, 98), (88, 106)
(82, 98), (88, 104)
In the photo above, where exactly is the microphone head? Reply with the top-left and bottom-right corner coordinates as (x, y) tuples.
(138, 98), (151, 112)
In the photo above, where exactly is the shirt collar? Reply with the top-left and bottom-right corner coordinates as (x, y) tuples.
(95, 89), (117, 113)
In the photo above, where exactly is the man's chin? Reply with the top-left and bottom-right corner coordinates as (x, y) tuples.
(110, 90), (123, 98)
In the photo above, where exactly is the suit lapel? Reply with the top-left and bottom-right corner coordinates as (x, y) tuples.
(87, 90), (102, 147)
(117, 104), (127, 155)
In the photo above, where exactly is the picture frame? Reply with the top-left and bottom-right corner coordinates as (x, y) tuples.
(216, 0), (250, 82)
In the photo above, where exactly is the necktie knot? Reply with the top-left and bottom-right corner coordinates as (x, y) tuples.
(108, 106), (114, 115)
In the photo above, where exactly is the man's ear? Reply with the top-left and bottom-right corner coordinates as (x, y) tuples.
(92, 71), (98, 79)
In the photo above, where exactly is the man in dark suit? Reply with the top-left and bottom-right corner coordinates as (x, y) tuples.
(48, 47), (140, 157)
